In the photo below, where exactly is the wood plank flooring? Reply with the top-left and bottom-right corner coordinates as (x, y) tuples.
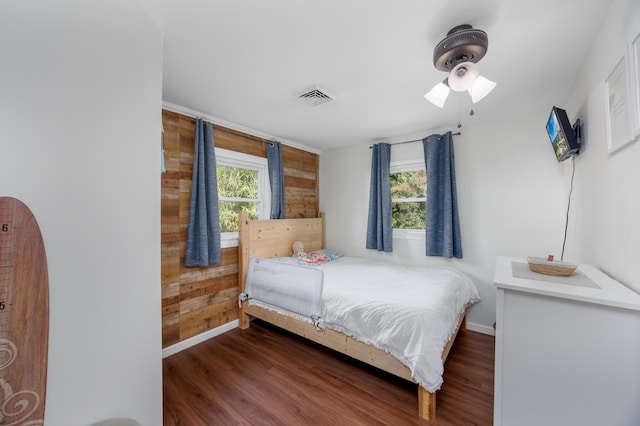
(163, 320), (495, 425)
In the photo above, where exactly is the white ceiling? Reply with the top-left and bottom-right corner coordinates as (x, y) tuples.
(146, 0), (613, 151)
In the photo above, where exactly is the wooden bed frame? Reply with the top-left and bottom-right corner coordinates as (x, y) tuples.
(237, 212), (467, 420)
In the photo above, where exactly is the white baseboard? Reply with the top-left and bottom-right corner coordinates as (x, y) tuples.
(162, 319), (239, 358)
(467, 321), (495, 336)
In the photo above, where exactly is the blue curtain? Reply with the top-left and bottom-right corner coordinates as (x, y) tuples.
(366, 143), (392, 252)
(185, 119), (221, 266)
(266, 141), (285, 219)
(422, 132), (462, 258)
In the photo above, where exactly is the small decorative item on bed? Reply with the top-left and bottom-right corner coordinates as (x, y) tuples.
(237, 212), (480, 420)
(292, 240), (306, 257)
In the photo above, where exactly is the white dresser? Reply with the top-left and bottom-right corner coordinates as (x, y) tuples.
(493, 256), (640, 426)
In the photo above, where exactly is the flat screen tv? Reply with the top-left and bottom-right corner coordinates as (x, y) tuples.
(546, 106), (580, 162)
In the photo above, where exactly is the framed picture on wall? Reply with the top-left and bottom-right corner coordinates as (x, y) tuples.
(629, 32), (640, 138)
(604, 54), (634, 153)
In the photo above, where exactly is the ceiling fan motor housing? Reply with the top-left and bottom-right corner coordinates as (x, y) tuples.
(433, 24), (489, 72)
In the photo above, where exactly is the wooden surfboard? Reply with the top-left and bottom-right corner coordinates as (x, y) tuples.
(0, 197), (49, 425)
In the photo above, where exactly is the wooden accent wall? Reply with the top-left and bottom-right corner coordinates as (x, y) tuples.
(161, 110), (320, 348)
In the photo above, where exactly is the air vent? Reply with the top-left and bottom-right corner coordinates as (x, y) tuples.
(297, 87), (335, 106)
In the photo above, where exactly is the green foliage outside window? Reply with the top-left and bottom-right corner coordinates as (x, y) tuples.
(218, 201), (258, 232)
(390, 169), (426, 230)
(217, 165), (260, 232)
(217, 165), (259, 198)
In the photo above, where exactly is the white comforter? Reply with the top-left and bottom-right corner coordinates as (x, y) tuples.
(318, 257), (480, 392)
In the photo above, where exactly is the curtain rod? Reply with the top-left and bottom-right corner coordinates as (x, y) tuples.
(369, 131), (460, 149)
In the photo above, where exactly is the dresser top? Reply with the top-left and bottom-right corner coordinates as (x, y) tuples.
(494, 256), (640, 311)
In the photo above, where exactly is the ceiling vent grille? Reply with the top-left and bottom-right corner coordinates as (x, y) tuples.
(297, 87), (335, 106)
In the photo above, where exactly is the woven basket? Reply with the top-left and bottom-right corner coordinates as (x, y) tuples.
(527, 257), (577, 276)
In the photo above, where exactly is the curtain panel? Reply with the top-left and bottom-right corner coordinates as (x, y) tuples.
(422, 132), (462, 258)
(185, 118), (221, 266)
(266, 141), (285, 219)
(366, 143), (392, 252)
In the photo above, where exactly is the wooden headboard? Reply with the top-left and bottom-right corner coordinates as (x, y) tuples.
(237, 212), (325, 297)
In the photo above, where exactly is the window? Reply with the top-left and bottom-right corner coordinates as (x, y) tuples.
(216, 148), (270, 247)
(390, 160), (426, 236)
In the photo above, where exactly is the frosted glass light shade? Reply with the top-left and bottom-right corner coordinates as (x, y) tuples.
(469, 76), (497, 103)
(448, 62), (479, 92)
(424, 81), (450, 108)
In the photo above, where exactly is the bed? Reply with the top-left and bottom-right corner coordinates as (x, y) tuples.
(237, 212), (479, 420)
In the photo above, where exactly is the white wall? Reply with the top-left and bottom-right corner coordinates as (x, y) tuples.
(320, 110), (569, 331)
(321, 0), (640, 330)
(0, 1), (164, 425)
(565, 0), (640, 293)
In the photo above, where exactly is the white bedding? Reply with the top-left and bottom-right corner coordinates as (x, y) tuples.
(247, 256), (480, 392)
(319, 256), (479, 392)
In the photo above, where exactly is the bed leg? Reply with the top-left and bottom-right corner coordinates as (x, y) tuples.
(239, 308), (251, 330)
(460, 312), (467, 332)
(418, 386), (436, 420)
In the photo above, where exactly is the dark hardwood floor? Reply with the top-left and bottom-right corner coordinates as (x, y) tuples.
(163, 320), (495, 425)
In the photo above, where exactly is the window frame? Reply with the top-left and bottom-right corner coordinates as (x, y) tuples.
(215, 147), (271, 248)
(390, 159), (426, 240)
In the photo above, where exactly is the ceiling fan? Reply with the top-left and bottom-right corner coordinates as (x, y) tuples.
(424, 24), (496, 108)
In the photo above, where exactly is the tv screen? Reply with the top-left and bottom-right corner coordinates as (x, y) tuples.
(546, 106), (579, 162)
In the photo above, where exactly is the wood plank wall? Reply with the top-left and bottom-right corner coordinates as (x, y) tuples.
(161, 110), (320, 348)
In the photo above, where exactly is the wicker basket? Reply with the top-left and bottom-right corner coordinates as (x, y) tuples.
(527, 257), (577, 276)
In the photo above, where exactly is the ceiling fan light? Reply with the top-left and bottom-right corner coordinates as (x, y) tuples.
(424, 81), (450, 108)
(469, 76), (497, 103)
(448, 61), (479, 92)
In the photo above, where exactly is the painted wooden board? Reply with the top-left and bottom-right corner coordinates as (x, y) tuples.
(0, 197), (49, 425)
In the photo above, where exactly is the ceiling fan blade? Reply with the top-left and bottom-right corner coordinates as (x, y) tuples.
(469, 76), (496, 103)
(424, 81), (450, 108)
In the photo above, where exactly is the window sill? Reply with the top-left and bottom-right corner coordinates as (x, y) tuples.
(221, 238), (238, 249)
(392, 229), (425, 240)
(221, 231), (238, 249)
